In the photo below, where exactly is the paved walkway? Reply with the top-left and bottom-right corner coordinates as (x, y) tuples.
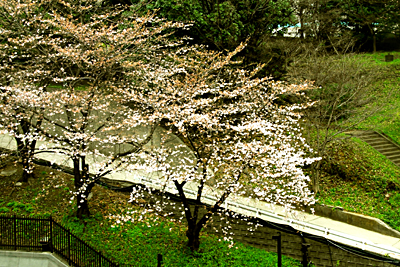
(1, 133), (400, 260)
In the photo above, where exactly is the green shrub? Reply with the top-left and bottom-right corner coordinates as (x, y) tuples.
(0, 207), (10, 213)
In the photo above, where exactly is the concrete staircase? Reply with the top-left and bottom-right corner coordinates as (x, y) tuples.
(353, 131), (400, 167)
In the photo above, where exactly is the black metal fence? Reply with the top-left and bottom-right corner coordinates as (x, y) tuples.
(0, 215), (122, 267)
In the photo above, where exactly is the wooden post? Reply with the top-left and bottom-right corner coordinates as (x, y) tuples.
(273, 232), (282, 267)
(157, 254), (163, 267)
(386, 54), (394, 62)
(13, 215), (17, 250)
(301, 243), (310, 267)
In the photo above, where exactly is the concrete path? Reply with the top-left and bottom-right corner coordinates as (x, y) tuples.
(1, 133), (400, 261)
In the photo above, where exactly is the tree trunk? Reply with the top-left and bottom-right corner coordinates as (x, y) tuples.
(299, 7), (305, 39)
(311, 161), (321, 194)
(368, 24), (376, 53)
(73, 158), (93, 219)
(20, 154), (32, 182)
(174, 180), (205, 251)
(76, 182), (94, 219)
(16, 139), (34, 182)
(186, 226), (201, 251)
(15, 116), (42, 183)
(372, 34), (376, 54)
(76, 189), (92, 219)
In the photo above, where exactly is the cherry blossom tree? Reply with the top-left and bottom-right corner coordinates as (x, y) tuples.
(0, 83), (46, 182)
(0, 0), (54, 181)
(38, 87), (160, 218)
(0, 0), (185, 217)
(118, 43), (319, 251)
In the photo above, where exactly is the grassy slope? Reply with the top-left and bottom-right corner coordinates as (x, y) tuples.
(0, 159), (301, 266)
(317, 138), (400, 230)
(316, 52), (400, 230)
(351, 52), (400, 143)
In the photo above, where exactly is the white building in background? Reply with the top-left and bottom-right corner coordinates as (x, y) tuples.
(272, 26), (302, 38)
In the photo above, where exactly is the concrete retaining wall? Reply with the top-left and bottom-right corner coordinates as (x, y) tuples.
(206, 212), (399, 267)
(0, 251), (69, 267)
(313, 204), (400, 238)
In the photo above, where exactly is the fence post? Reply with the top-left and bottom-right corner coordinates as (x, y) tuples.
(68, 228), (71, 266)
(50, 216), (53, 253)
(301, 243), (310, 267)
(272, 232), (282, 267)
(13, 215), (17, 250)
(157, 254), (163, 267)
(40, 217), (52, 252)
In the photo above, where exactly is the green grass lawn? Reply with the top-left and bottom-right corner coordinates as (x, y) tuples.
(63, 216), (301, 267)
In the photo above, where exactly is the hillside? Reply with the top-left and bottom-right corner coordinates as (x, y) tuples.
(315, 52), (400, 231)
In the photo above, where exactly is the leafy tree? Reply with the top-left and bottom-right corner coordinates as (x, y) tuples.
(294, 0), (400, 53)
(289, 0), (356, 54)
(339, 0), (400, 53)
(138, 0), (296, 79)
(144, 0), (294, 50)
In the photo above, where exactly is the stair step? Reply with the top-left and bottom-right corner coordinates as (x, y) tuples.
(373, 143), (396, 149)
(356, 131), (400, 169)
(360, 135), (382, 140)
(366, 140), (392, 145)
(381, 150), (400, 156)
(358, 135), (380, 140)
(383, 155), (400, 161)
(386, 154), (400, 159)
(362, 138), (380, 142)
(357, 131), (378, 135)
(376, 147), (400, 153)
